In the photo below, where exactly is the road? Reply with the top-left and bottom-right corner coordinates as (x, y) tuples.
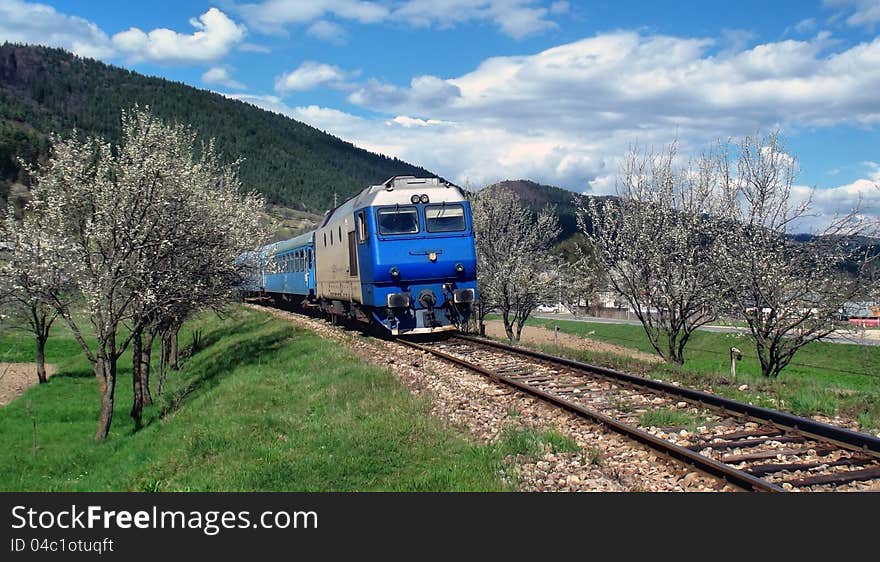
(531, 313), (880, 347)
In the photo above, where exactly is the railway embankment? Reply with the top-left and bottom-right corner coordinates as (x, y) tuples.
(258, 305), (735, 491)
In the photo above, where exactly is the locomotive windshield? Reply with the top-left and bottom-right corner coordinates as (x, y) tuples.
(425, 204), (466, 232)
(377, 206), (420, 235)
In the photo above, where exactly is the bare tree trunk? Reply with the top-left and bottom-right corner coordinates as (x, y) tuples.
(158, 326), (172, 395)
(30, 306), (54, 384)
(94, 353), (117, 442)
(35, 333), (48, 384)
(170, 323), (180, 370)
(131, 329), (144, 425)
(501, 309), (515, 341)
(140, 329), (154, 407)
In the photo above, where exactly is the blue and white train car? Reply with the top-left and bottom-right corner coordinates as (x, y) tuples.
(261, 231), (316, 300)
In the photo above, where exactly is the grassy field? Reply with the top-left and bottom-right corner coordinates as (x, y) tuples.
(502, 315), (880, 432)
(0, 306), (573, 491)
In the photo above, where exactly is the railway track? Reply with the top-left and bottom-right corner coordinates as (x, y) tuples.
(398, 334), (880, 492)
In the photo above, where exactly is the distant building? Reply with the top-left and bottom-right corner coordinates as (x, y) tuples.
(842, 302), (880, 328)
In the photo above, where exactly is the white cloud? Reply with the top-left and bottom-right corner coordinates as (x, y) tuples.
(790, 171), (880, 232)
(792, 18), (817, 34)
(237, 0), (562, 39)
(0, 0), (114, 59)
(238, 0), (388, 34)
(347, 31), (880, 135)
(239, 42), (271, 53)
(274, 61), (350, 92)
(112, 8), (246, 64)
(549, 1), (569, 15)
(388, 116), (453, 127)
(391, 0), (558, 39)
(347, 74), (461, 112)
(202, 66), (246, 89)
(307, 20), (348, 44)
(825, 0), (880, 28)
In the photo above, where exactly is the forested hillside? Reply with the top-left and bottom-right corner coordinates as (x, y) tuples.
(483, 179), (614, 240)
(0, 43), (430, 211)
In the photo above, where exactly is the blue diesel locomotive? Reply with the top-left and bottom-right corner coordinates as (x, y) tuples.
(246, 176), (477, 335)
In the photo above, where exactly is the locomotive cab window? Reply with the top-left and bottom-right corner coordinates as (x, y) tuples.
(377, 206), (419, 235)
(425, 204), (466, 232)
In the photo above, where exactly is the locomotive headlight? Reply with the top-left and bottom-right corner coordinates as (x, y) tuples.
(420, 194), (430, 204)
(455, 262), (465, 274)
(389, 266), (400, 278)
(410, 194), (421, 204)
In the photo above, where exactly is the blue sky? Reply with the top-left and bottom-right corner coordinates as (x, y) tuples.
(1, 0), (879, 227)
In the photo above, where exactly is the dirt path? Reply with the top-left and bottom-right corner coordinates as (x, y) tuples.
(483, 320), (662, 364)
(0, 363), (56, 406)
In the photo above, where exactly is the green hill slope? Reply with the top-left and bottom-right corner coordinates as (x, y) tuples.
(483, 179), (614, 240)
(0, 43), (431, 211)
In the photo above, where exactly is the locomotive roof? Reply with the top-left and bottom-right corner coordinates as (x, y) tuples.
(320, 176), (467, 227)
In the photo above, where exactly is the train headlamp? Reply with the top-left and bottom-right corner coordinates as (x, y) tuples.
(419, 194), (430, 204)
(410, 194), (421, 204)
(389, 267), (400, 278)
(455, 263), (465, 274)
(453, 288), (475, 304)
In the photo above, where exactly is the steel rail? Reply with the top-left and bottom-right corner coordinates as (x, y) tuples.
(397, 338), (784, 492)
(455, 334), (880, 457)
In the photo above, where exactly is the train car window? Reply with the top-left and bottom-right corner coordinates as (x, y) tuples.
(338, 226), (342, 242)
(377, 206), (419, 235)
(323, 232), (327, 247)
(425, 204), (466, 232)
(356, 211), (367, 243)
(330, 230), (334, 245)
(308, 249), (313, 269)
(294, 251), (299, 272)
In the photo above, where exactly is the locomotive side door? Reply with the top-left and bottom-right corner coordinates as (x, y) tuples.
(348, 230), (358, 277)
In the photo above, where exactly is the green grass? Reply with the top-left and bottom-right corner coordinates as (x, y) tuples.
(0, 306), (577, 491)
(638, 408), (703, 431)
(492, 315), (880, 432)
(496, 426), (580, 457)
